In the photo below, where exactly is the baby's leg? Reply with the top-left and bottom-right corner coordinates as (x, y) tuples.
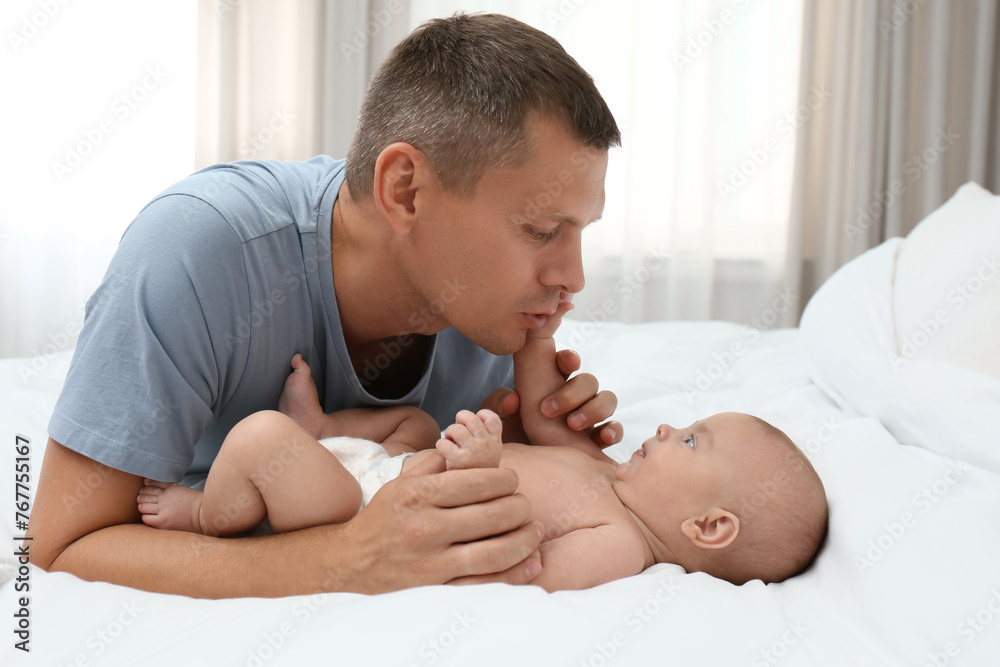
(435, 409), (503, 470)
(278, 353), (325, 439)
(138, 411), (362, 535)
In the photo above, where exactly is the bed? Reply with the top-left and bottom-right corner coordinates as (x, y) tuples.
(2, 183), (999, 666)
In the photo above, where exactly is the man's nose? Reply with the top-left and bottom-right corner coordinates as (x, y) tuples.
(540, 234), (585, 294)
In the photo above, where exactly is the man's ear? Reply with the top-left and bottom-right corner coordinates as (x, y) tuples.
(680, 509), (740, 550)
(372, 142), (433, 236)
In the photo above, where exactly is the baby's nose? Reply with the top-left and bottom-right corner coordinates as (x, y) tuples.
(656, 424), (672, 440)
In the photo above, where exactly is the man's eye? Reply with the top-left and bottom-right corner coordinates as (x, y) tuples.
(683, 435), (695, 448)
(527, 227), (556, 241)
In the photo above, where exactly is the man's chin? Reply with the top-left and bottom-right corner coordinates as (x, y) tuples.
(466, 326), (527, 356)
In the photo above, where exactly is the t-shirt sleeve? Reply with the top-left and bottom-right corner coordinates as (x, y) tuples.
(48, 194), (251, 481)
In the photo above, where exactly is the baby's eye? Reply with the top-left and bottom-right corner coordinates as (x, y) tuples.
(683, 435), (695, 448)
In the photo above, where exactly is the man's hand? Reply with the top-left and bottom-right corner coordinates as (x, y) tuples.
(482, 350), (622, 449)
(343, 451), (544, 591)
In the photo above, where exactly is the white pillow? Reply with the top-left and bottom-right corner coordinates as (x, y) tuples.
(893, 182), (1000, 379)
(800, 183), (1000, 473)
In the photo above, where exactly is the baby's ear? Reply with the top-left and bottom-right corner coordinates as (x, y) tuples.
(680, 509), (740, 550)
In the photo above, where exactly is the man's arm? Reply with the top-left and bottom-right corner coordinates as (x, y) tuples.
(28, 439), (543, 597)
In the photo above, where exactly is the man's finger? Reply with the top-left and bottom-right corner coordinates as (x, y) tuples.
(588, 419), (624, 448)
(554, 348), (582, 378)
(566, 388), (619, 433)
(540, 372), (601, 420)
(399, 449), (447, 477)
(445, 522), (544, 582)
(480, 387), (519, 419)
(393, 466), (521, 509)
(436, 493), (533, 542)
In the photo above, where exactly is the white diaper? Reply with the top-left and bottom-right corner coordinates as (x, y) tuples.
(318, 436), (411, 507)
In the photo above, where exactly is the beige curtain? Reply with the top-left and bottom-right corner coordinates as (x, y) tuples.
(785, 0), (1000, 320)
(196, 0), (410, 167)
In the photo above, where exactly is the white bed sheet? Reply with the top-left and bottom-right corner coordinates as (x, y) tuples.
(2, 310), (998, 665)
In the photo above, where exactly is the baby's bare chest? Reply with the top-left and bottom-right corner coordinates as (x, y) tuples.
(500, 445), (632, 542)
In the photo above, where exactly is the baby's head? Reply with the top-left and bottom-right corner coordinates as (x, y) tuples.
(613, 412), (827, 585)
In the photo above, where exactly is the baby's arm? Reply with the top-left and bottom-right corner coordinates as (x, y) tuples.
(532, 524), (647, 592)
(514, 334), (616, 463)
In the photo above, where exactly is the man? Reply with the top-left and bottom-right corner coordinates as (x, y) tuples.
(28, 13), (623, 597)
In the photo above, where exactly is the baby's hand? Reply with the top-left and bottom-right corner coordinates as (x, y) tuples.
(436, 409), (503, 470)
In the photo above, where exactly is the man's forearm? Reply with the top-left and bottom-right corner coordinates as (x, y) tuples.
(50, 522), (352, 598)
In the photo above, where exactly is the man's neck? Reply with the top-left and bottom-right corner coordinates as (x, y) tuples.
(331, 182), (430, 349)
(330, 183), (440, 398)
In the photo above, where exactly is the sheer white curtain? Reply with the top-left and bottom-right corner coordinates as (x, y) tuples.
(0, 1), (197, 359)
(786, 0), (1000, 311)
(196, 0), (411, 166)
(410, 0), (805, 327)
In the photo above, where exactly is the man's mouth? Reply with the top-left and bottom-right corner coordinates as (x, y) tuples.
(523, 306), (560, 328)
(522, 313), (549, 329)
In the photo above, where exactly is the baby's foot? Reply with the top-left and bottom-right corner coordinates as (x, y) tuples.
(526, 292), (574, 340)
(278, 354), (325, 439)
(436, 409), (503, 470)
(137, 480), (206, 534)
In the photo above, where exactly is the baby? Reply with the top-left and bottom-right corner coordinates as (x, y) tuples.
(138, 322), (828, 591)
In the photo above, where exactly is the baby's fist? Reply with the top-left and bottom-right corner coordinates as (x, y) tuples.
(436, 409), (503, 470)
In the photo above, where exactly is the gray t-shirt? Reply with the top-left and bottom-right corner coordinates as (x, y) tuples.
(49, 156), (513, 481)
